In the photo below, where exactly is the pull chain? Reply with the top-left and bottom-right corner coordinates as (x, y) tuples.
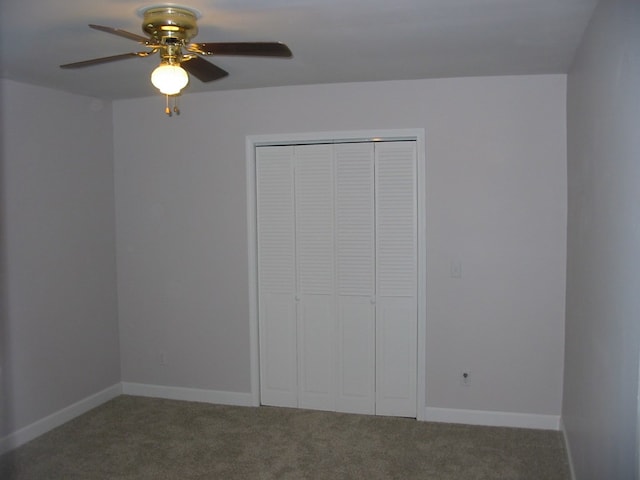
(173, 95), (180, 115)
(163, 95), (181, 117)
(165, 95), (172, 116)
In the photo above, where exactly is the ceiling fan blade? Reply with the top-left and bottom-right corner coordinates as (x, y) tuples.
(60, 52), (149, 69)
(181, 56), (229, 82)
(89, 24), (153, 44)
(187, 42), (292, 58)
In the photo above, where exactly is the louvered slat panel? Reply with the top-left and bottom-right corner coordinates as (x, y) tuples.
(375, 142), (417, 298)
(256, 146), (296, 295)
(256, 146), (298, 408)
(295, 145), (334, 295)
(375, 141), (418, 418)
(335, 143), (375, 296)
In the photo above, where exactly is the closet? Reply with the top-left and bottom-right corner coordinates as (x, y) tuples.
(256, 140), (417, 418)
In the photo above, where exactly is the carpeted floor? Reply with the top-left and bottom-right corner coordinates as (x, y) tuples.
(0, 395), (570, 479)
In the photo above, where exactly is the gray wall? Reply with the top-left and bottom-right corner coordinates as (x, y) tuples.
(0, 80), (120, 437)
(564, 0), (640, 478)
(0, 72), (568, 444)
(113, 74), (567, 418)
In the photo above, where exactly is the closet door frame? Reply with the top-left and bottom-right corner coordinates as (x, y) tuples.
(246, 129), (427, 421)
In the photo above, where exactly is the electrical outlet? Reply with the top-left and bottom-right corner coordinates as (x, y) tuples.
(461, 370), (471, 386)
(160, 352), (168, 366)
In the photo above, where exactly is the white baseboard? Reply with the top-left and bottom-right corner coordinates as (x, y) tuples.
(560, 418), (577, 480)
(424, 406), (560, 430)
(121, 382), (255, 407)
(0, 383), (122, 455)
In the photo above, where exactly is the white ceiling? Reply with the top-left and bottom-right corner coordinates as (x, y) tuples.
(0, 0), (597, 100)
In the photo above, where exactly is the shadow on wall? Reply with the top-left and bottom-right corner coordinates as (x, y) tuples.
(0, 80), (15, 456)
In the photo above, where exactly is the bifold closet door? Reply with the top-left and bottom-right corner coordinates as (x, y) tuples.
(334, 143), (376, 414)
(256, 146), (298, 408)
(375, 141), (417, 417)
(256, 140), (417, 418)
(294, 145), (336, 411)
(257, 145), (337, 411)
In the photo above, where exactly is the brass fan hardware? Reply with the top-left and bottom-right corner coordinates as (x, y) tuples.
(60, 5), (293, 116)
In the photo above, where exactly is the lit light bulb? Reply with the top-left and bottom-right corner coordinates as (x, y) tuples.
(151, 64), (189, 95)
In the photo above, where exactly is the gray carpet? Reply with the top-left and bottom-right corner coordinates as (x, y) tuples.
(0, 395), (570, 479)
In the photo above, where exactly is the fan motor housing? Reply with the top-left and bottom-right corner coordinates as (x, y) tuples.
(142, 6), (199, 42)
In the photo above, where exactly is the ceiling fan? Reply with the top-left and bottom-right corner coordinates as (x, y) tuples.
(60, 5), (293, 116)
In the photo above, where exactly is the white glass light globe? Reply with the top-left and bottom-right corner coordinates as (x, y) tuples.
(151, 64), (189, 95)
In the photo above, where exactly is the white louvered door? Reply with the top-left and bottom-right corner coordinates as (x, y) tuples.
(294, 145), (336, 411)
(256, 140), (417, 418)
(334, 143), (376, 414)
(374, 142), (418, 417)
(256, 146), (298, 408)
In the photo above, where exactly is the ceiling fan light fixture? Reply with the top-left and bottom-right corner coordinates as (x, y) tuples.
(61, 5), (292, 116)
(151, 63), (189, 95)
